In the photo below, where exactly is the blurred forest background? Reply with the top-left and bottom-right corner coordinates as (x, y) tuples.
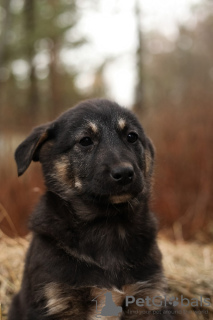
(0, 0), (213, 241)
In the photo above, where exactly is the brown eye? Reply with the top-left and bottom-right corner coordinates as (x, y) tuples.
(127, 132), (138, 143)
(79, 137), (93, 146)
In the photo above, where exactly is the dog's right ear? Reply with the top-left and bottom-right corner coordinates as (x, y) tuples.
(15, 122), (55, 176)
(144, 137), (155, 177)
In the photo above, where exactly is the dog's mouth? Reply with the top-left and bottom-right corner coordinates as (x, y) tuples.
(81, 190), (140, 205)
(109, 194), (133, 204)
(77, 178), (144, 205)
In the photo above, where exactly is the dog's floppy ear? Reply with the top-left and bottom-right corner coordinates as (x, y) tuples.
(15, 122), (55, 176)
(145, 137), (155, 176)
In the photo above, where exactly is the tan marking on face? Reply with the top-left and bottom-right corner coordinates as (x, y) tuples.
(118, 118), (126, 130)
(145, 150), (152, 175)
(88, 122), (98, 133)
(120, 162), (132, 168)
(110, 194), (132, 204)
(54, 156), (71, 184)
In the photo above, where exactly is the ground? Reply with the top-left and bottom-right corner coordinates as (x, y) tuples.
(0, 231), (212, 320)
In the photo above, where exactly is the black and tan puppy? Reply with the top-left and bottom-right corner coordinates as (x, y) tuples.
(9, 99), (176, 320)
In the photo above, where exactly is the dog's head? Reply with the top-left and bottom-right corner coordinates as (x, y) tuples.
(15, 99), (154, 206)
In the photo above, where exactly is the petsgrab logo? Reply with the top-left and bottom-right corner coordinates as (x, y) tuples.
(93, 292), (122, 318)
(92, 292), (211, 318)
(125, 295), (211, 308)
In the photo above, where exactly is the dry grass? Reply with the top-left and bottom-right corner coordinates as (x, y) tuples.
(158, 235), (213, 319)
(0, 231), (212, 320)
(0, 231), (29, 319)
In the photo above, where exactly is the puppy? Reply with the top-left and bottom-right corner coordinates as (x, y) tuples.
(9, 99), (176, 320)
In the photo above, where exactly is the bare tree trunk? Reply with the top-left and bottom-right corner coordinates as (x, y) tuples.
(24, 0), (39, 120)
(133, 0), (145, 114)
(0, 0), (11, 68)
(49, 40), (61, 116)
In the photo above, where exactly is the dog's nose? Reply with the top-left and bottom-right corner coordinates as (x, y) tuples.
(110, 165), (134, 185)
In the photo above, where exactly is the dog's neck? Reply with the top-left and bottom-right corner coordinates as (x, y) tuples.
(30, 191), (158, 270)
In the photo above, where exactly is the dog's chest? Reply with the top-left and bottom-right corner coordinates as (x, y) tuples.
(44, 283), (124, 320)
(44, 279), (165, 320)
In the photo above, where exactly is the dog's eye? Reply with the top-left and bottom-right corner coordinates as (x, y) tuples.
(127, 132), (138, 143)
(79, 137), (93, 146)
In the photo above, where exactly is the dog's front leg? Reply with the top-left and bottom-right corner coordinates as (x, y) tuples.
(8, 292), (58, 320)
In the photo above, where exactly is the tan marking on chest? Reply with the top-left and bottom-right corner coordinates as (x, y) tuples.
(44, 283), (90, 318)
(89, 278), (166, 319)
(57, 243), (101, 267)
(74, 177), (82, 190)
(45, 283), (70, 316)
(44, 276), (166, 319)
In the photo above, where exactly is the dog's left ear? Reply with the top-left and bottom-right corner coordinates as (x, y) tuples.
(15, 122), (55, 176)
(145, 137), (155, 176)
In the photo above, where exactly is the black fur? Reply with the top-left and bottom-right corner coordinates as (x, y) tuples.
(9, 99), (179, 320)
